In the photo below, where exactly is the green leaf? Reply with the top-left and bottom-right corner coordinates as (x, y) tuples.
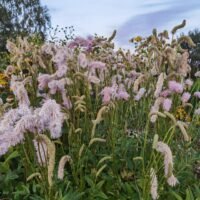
(186, 188), (194, 200)
(85, 176), (95, 187)
(170, 191), (183, 200)
(4, 150), (20, 164)
(96, 191), (108, 199)
(96, 180), (105, 189)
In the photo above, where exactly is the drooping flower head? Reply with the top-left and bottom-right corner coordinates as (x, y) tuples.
(156, 141), (178, 187)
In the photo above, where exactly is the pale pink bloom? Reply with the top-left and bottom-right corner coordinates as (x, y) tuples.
(181, 92), (191, 103)
(185, 79), (193, 87)
(78, 53), (88, 68)
(0, 109), (21, 131)
(116, 84), (129, 100)
(150, 168), (159, 200)
(160, 89), (172, 98)
(162, 98), (172, 111)
(100, 87), (113, 104)
(0, 99), (65, 156)
(39, 99), (64, 138)
(135, 88), (146, 101)
(150, 97), (163, 123)
(117, 90), (130, 100)
(100, 85), (118, 104)
(68, 36), (93, 50)
(167, 174), (179, 187)
(194, 108), (200, 115)
(154, 73), (166, 98)
(16, 114), (43, 135)
(33, 139), (48, 166)
(168, 81), (183, 93)
(10, 78), (30, 106)
(195, 71), (200, 77)
(194, 91), (200, 99)
(156, 141), (178, 187)
(89, 61), (106, 70)
(0, 106), (31, 135)
(102, 93), (111, 104)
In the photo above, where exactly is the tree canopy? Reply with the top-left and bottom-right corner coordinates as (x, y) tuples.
(0, 0), (50, 51)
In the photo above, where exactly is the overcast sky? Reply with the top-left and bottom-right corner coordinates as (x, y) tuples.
(41, 0), (200, 48)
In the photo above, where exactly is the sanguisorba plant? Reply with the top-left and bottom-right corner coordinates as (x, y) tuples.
(0, 20), (200, 199)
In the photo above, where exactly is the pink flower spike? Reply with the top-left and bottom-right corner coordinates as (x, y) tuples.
(181, 92), (191, 103)
(162, 98), (172, 111)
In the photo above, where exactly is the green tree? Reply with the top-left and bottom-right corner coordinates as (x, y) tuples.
(0, 0), (50, 51)
(188, 29), (200, 71)
(181, 29), (200, 75)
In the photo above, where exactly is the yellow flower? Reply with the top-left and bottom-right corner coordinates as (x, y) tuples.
(0, 73), (8, 88)
(134, 36), (142, 42)
(129, 36), (142, 43)
(174, 106), (191, 122)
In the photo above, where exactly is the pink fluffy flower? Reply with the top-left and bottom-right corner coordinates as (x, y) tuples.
(168, 81), (183, 93)
(160, 89), (172, 98)
(68, 36), (93, 51)
(100, 87), (113, 104)
(162, 98), (172, 111)
(195, 71), (200, 77)
(117, 89), (130, 100)
(39, 99), (64, 138)
(100, 85), (117, 104)
(10, 77), (30, 106)
(194, 91), (200, 99)
(185, 79), (193, 87)
(181, 92), (191, 103)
